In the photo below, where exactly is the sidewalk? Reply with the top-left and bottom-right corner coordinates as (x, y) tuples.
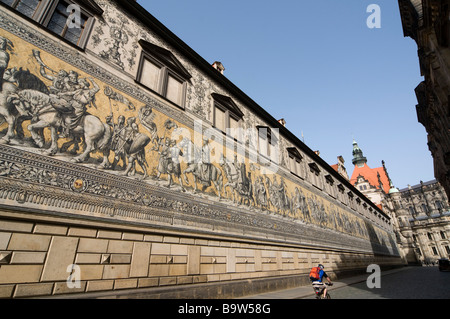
(240, 267), (408, 299)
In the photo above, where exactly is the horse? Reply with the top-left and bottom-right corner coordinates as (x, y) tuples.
(179, 137), (223, 199)
(0, 67), (49, 143)
(11, 89), (111, 167)
(219, 155), (254, 206)
(0, 80), (19, 144)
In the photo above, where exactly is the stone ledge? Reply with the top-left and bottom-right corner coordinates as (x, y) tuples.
(35, 274), (313, 299)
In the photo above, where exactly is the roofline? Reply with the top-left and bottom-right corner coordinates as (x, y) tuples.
(115, 1), (390, 220)
(399, 179), (439, 192)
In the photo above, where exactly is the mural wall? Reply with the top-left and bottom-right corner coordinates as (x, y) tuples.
(0, 2), (398, 257)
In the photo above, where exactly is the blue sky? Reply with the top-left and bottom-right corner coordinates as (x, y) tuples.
(137, 0), (434, 190)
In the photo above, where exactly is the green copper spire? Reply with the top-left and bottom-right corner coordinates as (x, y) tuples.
(352, 139), (367, 167)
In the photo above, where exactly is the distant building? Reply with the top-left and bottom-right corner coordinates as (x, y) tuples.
(398, 0), (450, 201)
(349, 140), (450, 264)
(331, 156), (349, 181)
(350, 140), (394, 212)
(392, 180), (450, 265)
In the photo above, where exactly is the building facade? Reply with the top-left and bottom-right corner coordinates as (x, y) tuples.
(350, 140), (394, 212)
(398, 0), (450, 201)
(349, 141), (450, 265)
(0, 0), (402, 298)
(392, 181), (450, 265)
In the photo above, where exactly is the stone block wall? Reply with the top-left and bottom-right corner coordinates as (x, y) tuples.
(0, 209), (403, 298)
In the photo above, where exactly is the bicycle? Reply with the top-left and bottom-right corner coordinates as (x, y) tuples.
(312, 282), (333, 299)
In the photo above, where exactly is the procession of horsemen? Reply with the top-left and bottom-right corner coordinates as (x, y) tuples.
(0, 37), (353, 229)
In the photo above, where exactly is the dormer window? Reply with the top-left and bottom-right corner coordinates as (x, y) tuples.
(137, 40), (191, 108)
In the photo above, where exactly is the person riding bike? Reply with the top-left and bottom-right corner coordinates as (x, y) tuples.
(309, 264), (333, 298)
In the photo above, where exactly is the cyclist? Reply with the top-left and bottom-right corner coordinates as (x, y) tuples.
(309, 264), (333, 298)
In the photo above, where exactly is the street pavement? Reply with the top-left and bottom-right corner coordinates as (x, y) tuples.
(241, 266), (450, 299)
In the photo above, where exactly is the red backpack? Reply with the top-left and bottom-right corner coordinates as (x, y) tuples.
(309, 267), (320, 280)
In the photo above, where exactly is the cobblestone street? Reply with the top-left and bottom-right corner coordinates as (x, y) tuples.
(303, 266), (450, 299)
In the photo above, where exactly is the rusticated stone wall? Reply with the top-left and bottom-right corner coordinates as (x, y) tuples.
(0, 208), (402, 298)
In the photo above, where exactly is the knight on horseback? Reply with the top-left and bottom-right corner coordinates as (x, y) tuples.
(54, 76), (99, 138)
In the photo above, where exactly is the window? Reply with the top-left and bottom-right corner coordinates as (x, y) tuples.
(287, 147), (303, 178)
(445, 245), (450, 255)
(289, 155), (300, 175)
(427, 232), (433, 240)
(441, 231), (447, 239)
(337, 184), (345, 203)
(257, 126), (278, 162)
(46, 0), (89, 45)
(1, 0), (102, 48)
(137, 40), (191, 108)
(416, 248), (422, 257)
(214, 106), (226, 132)
(308, 162), (322, 190)
(166, 75), (183, 105)
(140, 58), (161, 92)
(211, 93), (243, 139)
(324, 174), (336, 198)
(431, 246), (438, 256)
(1, 0), (43, 18)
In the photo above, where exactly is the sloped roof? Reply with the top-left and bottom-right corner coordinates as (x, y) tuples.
(350, 163), (391, 194)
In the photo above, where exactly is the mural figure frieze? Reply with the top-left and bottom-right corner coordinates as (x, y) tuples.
(0, 25), (397, 254)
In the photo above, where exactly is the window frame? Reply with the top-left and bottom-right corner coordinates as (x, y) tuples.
(211, 93), (243, 140)
(41, 0), (94, 48)
(164, 71), (186, 106)
(431, 246), (438, 256)
(212, 101), (228, 132)
(0, 0), (101, 49)
(324, 174), (336, 198)
(0, 0), (43, 19)
(137, 40), (192, 110)
(308, 162), (323, 190)
(256, 126), (278, 162)
(287, 147), (303, 179)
